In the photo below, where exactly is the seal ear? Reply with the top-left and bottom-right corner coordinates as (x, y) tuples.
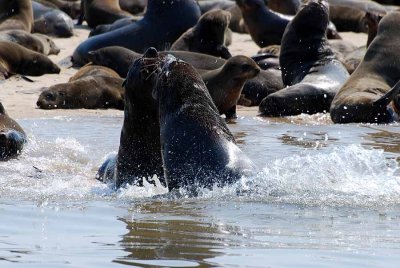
(0, 102), (6, 115)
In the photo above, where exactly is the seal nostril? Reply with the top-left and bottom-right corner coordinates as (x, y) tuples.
(144, 47), (158, 58)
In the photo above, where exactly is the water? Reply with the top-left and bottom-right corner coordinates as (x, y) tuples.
(1, 115), (399, 267)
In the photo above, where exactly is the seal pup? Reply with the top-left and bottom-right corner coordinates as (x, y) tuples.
(37, 65), (124, 110)
(96, 48), (165, 188)
(0, 30), (60, 55)
(259, 0), (349, 116)
(0, 0), (33, 32)
(330, 12), (400, 124)
(153, 54), (256, 193)
(32, 1), (74, 37)
(89, 17), (140, 37)
(80, 0), (133, 28)
(0, 102), (26, 160)
(171, 9), (232, 59)
(202, 56), (260, 119)
(0, 41), (60, 79)
(72, 0), (201, 66)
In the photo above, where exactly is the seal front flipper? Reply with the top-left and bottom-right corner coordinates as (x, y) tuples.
(373, 80), (400, 108)
(373, 80), (400, 121)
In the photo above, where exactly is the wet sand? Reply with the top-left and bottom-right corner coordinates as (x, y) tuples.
(0, 26), (367, 120)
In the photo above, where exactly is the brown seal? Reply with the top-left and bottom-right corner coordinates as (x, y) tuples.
(202, 56), (260, 119)
(0, 0), (33, 32)
(153, 53), (256, 194)
(80, 0), (133, 28)
(37, 65), (124, 110)
(96, 48), (165, 188)
(171, 9), (232, 59)
(0, 41), (60, 79)
(0, 30), (60, 55)
(0, 102), (26, 160)
(259, 0), (349, 117)
(330, 12), (400, 124)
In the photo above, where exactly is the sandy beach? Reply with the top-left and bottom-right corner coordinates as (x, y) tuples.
(0, 25), (367, 120)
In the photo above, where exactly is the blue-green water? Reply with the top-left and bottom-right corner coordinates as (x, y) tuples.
(0, 115), (399, 267)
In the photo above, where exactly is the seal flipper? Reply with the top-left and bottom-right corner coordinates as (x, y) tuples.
(373, 80), (400, 108)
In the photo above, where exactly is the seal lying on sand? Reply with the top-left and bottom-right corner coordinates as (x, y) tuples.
(32, 1), (74, 37)
(153, 54), (256, 193)
(36, 65), (124, 110)
(0, 102), (26, 160)
(72, 0), (201, 66)
(0, 41), (60, 79)
(171, 9), (232, 59)
(259, 0), (349, 117)
(0, 30), (60, 55)
(0, 0), (33, 32)
(330, 12), (400, 124)
(96, 48), (165, 188)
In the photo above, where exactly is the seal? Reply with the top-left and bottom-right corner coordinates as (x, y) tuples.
(202, 56), (260, 119)
(235, 0), (290, 47)
(259, 0), (349, 117)
(72, 0), (201, 66)
(36, 75), (125, 110)
(197, 0), (236, 14)
(0, 30), (60, 55)
(0, 41), (60, 79)
(330, 12), (400, 124)
(96, 47), (165, 188)
(32, 1), (74, 37)
(153, 54), (256, 193)
(80, 0), (133, 28)
(0, 102), (26, 160)
(0, 0), (33, 32)
(171, 9), (232, 59)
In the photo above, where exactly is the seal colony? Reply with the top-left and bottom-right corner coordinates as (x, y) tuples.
(1, 0), (400, 193)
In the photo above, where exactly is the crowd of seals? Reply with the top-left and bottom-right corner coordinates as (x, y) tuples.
(1, 0), (400, 194)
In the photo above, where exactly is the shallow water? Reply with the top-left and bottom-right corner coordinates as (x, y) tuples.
(1, 115), (399, 267)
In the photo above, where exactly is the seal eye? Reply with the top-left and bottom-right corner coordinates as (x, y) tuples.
(241, 64), (252, 72)
(45, 93), (54, 100)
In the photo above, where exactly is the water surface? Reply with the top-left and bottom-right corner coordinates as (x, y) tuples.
(1, 115), (399, 267)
